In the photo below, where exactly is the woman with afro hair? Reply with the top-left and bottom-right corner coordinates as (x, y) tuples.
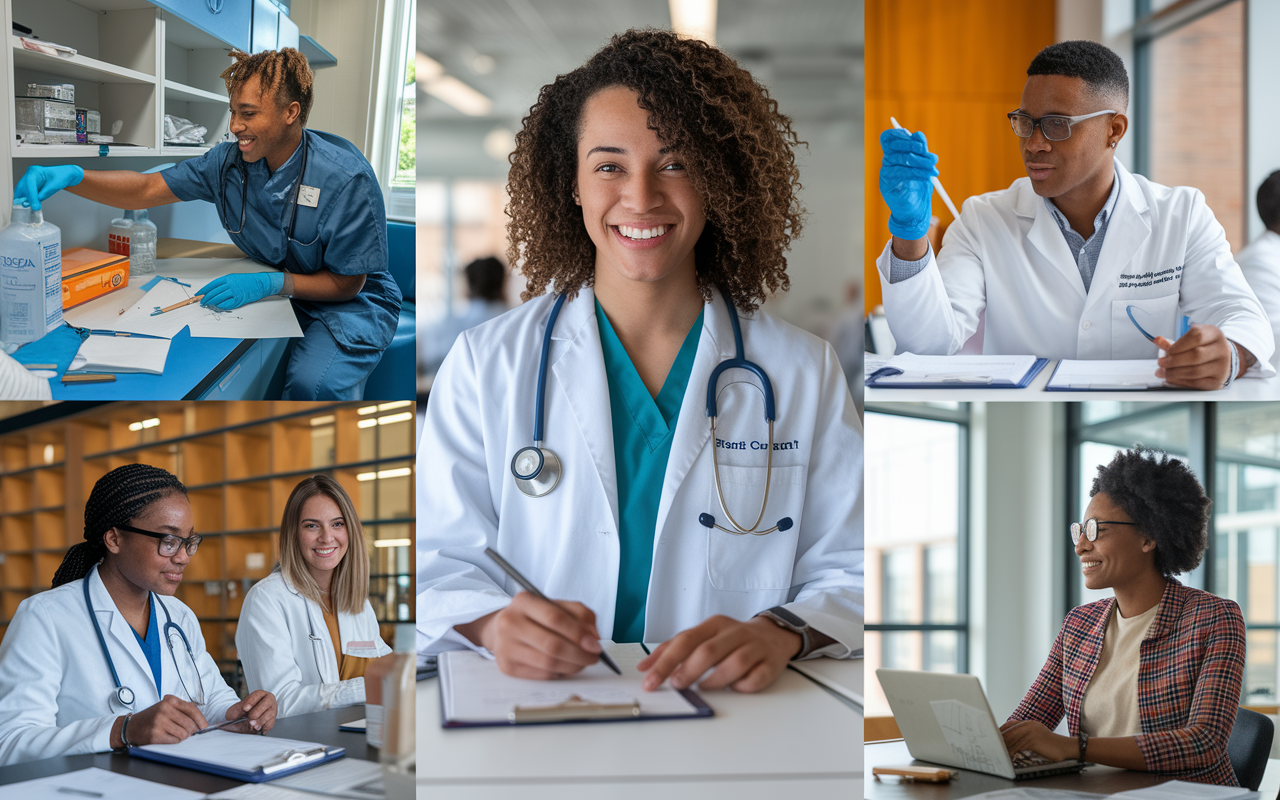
(418, 29), (861, 693)
(1001, 448), (1244, 785)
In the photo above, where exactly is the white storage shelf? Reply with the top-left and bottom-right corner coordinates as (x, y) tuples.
(6, 0), (234, 162)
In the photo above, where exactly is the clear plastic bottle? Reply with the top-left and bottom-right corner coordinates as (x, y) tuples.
(380, 623), (415, 791)
(125, 209), (157, 276)
(109, 210), (157, 276)
(0, 205), (63, 345)
(107, 213), (132, 256)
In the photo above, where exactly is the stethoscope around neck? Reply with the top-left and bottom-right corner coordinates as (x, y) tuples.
(84, 572), (203, 711)
(509, 287), (793, 535)
(219, 131), (309, 242)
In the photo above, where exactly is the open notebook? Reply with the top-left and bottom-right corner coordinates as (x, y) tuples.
(439, 642), (712, 727)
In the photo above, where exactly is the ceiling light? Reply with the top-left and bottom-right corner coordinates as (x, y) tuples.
(669, 0), (717, 45)
(374, 539), (412, 548)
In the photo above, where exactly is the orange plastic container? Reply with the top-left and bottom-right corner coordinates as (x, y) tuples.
(61, 247), (129, 309)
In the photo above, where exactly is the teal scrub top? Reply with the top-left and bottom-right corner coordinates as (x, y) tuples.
(595, 301), (704, 643)
(130, 593), (163, 699)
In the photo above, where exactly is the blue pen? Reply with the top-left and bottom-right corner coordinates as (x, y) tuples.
(1178, 314), (1192, 339)
(64, 322), (168, 340)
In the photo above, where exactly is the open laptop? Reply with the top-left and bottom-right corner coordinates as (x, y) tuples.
(877, 668), (1086, 780)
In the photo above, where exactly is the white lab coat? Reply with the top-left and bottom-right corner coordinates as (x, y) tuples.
(236, 570), (392, 717)
(0, 564), (240, 766)
(1235, 230), (1280, 355)
(878, 160), (1276, 374)
(417, 287), (863, 657)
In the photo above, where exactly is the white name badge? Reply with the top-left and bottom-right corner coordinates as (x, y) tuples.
(298, 185), (321, 207)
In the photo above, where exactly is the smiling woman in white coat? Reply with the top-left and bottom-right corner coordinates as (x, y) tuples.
(876, 40), (1273, 390)
(417, 29), (862, 694)
(236, 476), (392, 717)
(0, 464), (277, 766)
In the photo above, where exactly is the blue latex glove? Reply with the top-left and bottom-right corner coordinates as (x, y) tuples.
(879, 129), (940, 241)
(13, 165), (84, 211)
(198, 273), (286, 310)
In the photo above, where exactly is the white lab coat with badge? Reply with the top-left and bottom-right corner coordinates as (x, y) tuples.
(0, 564), (240, 766)
(236, 570), (392, 718)
(417, 286), (863, 658)
(877, 160), (1276, 373)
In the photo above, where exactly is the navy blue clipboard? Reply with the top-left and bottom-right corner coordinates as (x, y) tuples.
(129, 743), (345, 783)
(865, 357), (1048, 389)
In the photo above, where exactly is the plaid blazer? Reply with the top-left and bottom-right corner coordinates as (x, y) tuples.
(1006, 579), (1245, 786)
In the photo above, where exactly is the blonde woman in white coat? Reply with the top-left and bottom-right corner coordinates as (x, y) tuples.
(237, 475), (391, 717)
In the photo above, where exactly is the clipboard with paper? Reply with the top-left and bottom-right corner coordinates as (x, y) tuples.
(438, 643), (713, 728)
(129, 730), (345, 782)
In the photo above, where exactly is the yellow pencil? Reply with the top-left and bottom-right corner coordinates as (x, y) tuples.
(151, 295), (204, 316)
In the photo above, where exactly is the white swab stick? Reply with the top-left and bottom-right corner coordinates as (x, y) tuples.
(890, 117), (961, 221)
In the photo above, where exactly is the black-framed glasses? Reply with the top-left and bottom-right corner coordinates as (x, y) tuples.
(1007, 109), (1117, 141)
(1070, 518), (1137, 545)
(116, 524), (202, 557)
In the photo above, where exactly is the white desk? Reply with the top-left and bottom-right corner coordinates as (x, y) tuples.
(417, 658), (862, 799)
(867, 359), (1280, 401)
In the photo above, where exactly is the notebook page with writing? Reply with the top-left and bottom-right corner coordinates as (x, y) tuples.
(135, 730), (326, 772)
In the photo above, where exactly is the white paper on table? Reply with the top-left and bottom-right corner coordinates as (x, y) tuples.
(960, 791), (1107, 800)
(70, 335), (171, 374)
(1047, 359), (1165, 390)
(866, 353), (1040, 385)
(1110, 782), (1260, 799)
(207, 786), (321, 800)
(0, 767), (204, 799)
(136, 729), (330, 772)
(440, 642), (703, 725)
(789, 658), (863, 708)
(929, 698), (1009, 774)
(110, 276), (303, 340)
(273, 758), (384, 798)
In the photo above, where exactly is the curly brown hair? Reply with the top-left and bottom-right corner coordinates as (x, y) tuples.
(507, 29), (805, 311)
(221, 48), (315, 127)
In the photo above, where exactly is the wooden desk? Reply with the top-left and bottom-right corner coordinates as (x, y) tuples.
(0, 705), (372, 790)
(418, 658), (863, 799)
(865, 739), (1170, 798)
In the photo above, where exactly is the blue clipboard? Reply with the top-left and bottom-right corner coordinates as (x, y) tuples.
(865, 358), (1048, 389)
(129, 742), (345, 783)
(1043, 360), (1168, 392)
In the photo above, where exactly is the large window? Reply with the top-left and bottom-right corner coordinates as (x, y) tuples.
(1137, 0), (1245, 250)
(1069, 402), (1280, 706)
(865, 403), (969, 717)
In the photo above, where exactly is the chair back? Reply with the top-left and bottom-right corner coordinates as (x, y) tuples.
(1227, 707), (1273, 790)
(386, 220), (415, 301)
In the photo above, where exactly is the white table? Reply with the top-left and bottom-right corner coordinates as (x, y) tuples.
(867, 359), (1280, 401)
(417, 657), (863, 799)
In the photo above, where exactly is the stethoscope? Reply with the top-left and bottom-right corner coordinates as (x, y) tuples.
(84, 575), (203, 710)
(510, 288), (793, 535)
(218, 131), (309, 241)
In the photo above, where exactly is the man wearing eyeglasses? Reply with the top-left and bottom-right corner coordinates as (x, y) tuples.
(875, 40), (1273, 390)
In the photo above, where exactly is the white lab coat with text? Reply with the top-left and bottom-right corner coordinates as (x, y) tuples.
(416, 287), (863, 658)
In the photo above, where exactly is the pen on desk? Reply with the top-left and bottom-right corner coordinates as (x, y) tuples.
(61, 373), (116, 384)
(56, 788), (103, 797)
(151, 295), (204, 316)
(890, 117), (961, 221)
(484, 547), (622, 675)
(194, 716), (249, 735)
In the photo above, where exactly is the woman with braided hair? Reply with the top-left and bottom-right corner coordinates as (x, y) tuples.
(0, 465), (277, 766)
(419, 29), (861, 693)
(12, 47), (401, 400)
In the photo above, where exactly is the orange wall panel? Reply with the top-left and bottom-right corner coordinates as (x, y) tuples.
(864, 0), (1056, 310)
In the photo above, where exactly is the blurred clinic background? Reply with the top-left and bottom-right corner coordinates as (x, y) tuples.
(864, 0), (1280, 351)
(865, 399), (1280, 762)
(415, 0), (864, 402)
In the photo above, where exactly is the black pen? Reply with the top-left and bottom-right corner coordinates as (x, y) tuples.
(484, 547), (621, 675)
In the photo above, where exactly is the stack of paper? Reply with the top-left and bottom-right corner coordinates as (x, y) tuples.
(1046, 360), (1164, 391)
(0, 767), (203, 799)
(865, 353), (1043, 387)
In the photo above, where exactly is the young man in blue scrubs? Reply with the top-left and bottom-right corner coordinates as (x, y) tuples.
(13, 49), (400, 400)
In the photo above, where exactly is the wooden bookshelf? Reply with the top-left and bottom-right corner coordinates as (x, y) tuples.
(0, 401), (417, 679)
